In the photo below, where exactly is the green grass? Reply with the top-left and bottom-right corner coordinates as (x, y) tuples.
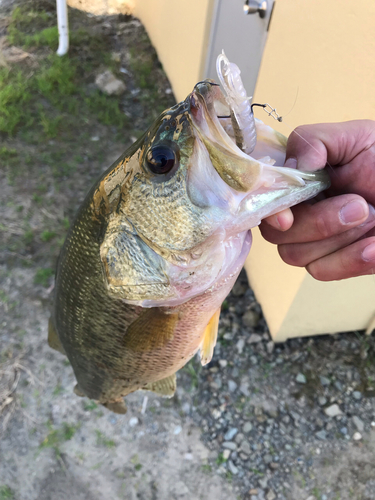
(52, 383), (63, 396)
(83, 400), (98, 411)
(0, 486), (14, 500)
(0, 3), (128, 179)
(34, 268), (54, 286)
(0, 68), (32, 135)
(40, 230), (56, 242)
(40, 422), (78, 450)
(201, 464), (212, 473)
(215, 452), (227, 466)
(183, 361), (200, 390)
(95, 430), (116, 448)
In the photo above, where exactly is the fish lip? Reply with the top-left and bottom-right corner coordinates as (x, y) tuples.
(236, 170), (331, 225)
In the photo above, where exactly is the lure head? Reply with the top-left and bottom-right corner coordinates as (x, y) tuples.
(98, 80), (330, 308)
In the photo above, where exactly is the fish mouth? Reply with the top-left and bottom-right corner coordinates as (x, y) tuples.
(188, 77), (330, 226)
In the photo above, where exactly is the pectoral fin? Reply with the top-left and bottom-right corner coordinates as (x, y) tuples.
(48, 318), (66, 355)
(124, 309), (179, 352)
(143, 373), (176, 397)
(200, 308), (220, 366)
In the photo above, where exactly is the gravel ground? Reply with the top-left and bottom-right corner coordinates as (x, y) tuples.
(1, 3), (375, 500)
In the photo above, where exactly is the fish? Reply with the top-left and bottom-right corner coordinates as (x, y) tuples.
(48, 54), (330, 413)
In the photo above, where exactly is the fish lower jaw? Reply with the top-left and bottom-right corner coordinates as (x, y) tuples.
(204, 230), (252, 295)
(136, 230), (252, 309)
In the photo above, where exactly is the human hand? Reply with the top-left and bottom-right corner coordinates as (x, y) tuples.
(260, 120), (375, 281)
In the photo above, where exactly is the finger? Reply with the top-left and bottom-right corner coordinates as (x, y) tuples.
(260, 195), (370, 245)
(307, 236), (375, 281)
(286, 120), (375, 172)
(262, 208), (294, 231)
(278, 210), (375, 267)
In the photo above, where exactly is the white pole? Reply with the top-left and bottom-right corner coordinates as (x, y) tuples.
(56, 0), (69, 56)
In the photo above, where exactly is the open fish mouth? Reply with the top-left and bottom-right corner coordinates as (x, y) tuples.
(187, 52), (330, 226)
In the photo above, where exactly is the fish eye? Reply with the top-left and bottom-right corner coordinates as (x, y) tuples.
(146, 146), (176, 175)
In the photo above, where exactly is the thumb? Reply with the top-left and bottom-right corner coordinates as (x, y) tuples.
(285, 125), (328, 172)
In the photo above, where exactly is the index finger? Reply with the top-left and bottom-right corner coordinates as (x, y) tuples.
(260, 194), (369, 245)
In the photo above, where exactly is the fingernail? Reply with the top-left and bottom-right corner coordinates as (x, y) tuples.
(340, 200), (368, 224)
(362, 243), (375, 262)
(284, 157), (297, 169)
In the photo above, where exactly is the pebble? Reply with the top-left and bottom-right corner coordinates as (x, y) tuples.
(315, 430), (327, 440)
(334, 380), (343, 391)
(240, 441), (251, 455)
(181, 402), (190, 415)
(232, 281), (247, 296)
(353, 432), (362, 441)
(240, 382), (250, 397)
(266, 490), (276, 500)
(242, 309), (260, 328)
(224, 428), (238, 441)
(243, 422), (253, 433)
(259, 477), (268, 489)
(222, 441), (237, 450)
(266, 341), (275, 354)
(324, 404), (342, 417)
(235, 433), (245, 444)
(296, 373), (306, 384)
(247, 333), (262, 343)
(129, 417), (138, 427)
(95, 70), (126, 95)
(228, 380), (238, 392)
(228, 460), (239, 475)
(223, 449), (231, 460)
(320, 376), (330, 386)
(318, 396), (327, 406)
(212, 409), (221, 419)
(352, 391), (362, 400)
(236, 338), (245, 354)
(219, 359), (227, 368)
(352, 416), (364, 432)
(250, 355), (258, 365)
(263, 453), (273, 464)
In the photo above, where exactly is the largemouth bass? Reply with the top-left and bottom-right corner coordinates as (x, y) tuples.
(49, 55), (330, 413)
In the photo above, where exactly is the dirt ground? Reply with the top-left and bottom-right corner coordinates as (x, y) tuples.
(1, 2), (375, 500)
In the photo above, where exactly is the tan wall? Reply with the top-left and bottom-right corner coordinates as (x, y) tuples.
(134, 0), (215, 102)
(253, 0), (375, 133)
(247, 0), (375, 341)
